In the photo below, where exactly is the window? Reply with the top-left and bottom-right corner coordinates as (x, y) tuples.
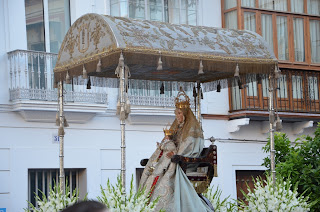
(310, 20), (320, 63)
(293, 18), (305, 62)
(308, 0), (320, 16)
(277, 16), (289, 61)
(244, 12), (256, 32)
(25, 0), (70, 53)
(261, 14), (273, 51)
(111, 0), (198, 25)
(28, 169), (85, 209)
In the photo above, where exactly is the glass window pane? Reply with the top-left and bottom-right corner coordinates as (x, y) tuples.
(25, 0), (45, 51)
(308, 76), (319, 100)
(260, 0), (287, 11)
(225, 0), (237, 10)
(261, 14), (273, 52)
(292, 75), (303, 99)
(241, 0), (255, 7)
(48, 0), (70, 53)
(293, 18), (305, 62)
(310, 20), (320, 63)
(225, 10), (238, 29)
(168, 0), (180, 24)
(244, 12), (256, 32)
(181, 0), (197, 25)
(277, 74), (288, 98)
(262, 77), (269, 97)
(277, 16), (289, 60)
(259, 0), (273, 10)
(291, 0), (304, 13)
(308, 0), (320, 15)
(130, 0), (145, 19)
(111, 1), (120, 16)
(246, 81), (258, 96)
(232, 80), (242, 110)
(120, 1), (128, 16)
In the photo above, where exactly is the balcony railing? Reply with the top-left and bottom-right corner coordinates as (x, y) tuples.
(7, 50), (107, 104)
(230, 70), (320, 114)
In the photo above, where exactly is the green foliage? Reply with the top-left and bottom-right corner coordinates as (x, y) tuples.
(203, 185), (237, 212)
(238, 174), (314, 212)
(24, 181), (79, 212)
(262, 125), (320, 211)
(98, 175), (162, 212)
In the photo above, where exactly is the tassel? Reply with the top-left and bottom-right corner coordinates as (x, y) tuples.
(66, 71), (71, 84)
(58, 126), (65, 136)
(201, 88), (203, 99)
(87, 77), (91, 89)
(193, 86), (197, 98)
(213, 164), (218, 177)
(96, 59), (102, 73)
(238, 78), (243, 89)
(119, 52), (124, 68)
(234, 63), (239, 78)
(275, 64), (281, 79)
(160, 83), (164, 94)
(157, 56), (163, 71)
(64, 117), (69, 127)
(275, 116), (282, 131)
(216, 82), (221, 92)
(198, 60), (204, 75)
(83, 65), (87, 79)
(55, 112), (59, 126)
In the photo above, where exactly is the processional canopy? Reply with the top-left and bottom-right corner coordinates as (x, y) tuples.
(54, 13), (277, 84)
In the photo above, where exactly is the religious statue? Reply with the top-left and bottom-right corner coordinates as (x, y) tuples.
(139, 88), (212, 212)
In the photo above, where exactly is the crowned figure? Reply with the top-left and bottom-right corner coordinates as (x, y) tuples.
(139, 88), (211, 212)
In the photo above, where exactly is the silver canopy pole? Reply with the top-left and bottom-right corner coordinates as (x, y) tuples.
(120, 65), (126, 189)
(269, 74), (276, 185)
(58, 80), (65, 194)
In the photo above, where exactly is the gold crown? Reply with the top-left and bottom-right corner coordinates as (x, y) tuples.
(175, 87), (190, 109)
(163, 123), (175, 136)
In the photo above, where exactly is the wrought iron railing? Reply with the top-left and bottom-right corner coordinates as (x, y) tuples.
(7, 50), (107, 104)
(230, 70), (320, 113)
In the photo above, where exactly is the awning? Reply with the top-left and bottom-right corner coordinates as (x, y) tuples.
(54, 13), (277, 83)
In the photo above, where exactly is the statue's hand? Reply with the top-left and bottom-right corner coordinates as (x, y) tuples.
(166, 151), (174, 159)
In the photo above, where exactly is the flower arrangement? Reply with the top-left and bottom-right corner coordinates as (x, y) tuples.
(98, 175), (161, 212)
(24, 182), (79, 212)
(238, 174), (313, 212)
(203, 185), (237, 212)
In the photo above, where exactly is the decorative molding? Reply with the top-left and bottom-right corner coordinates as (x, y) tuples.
(227, 118), (250, 133)
(292, 121), (314, 135)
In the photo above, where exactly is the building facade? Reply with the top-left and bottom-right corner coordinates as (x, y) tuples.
(0, 0), (319, 211)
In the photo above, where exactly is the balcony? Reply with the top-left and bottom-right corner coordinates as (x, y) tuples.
(7, 50), (108, 123)
(230, 70), (320, 122)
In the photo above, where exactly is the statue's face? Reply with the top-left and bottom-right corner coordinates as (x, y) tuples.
(175, 109), (184, 123)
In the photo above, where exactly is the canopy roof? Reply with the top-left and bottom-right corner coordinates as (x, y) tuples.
(54, 14), (277, 83)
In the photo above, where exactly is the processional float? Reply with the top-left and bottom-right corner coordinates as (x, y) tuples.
(53, 14), (279, 192)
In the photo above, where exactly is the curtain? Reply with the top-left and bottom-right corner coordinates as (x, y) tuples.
(244, 12), (256, 32)
(310, 20), (320, 63)
(225, 0), (237, 10)
(308, 0), (320, 15)
(225, 10), (238, 29)
(274, 0), (287, 11)
(129, 0), (145, 19)
(277, 74), (288, 98)
(292, 75), (303, 99)
(293, 18), (305, 62)
(148, 0), (162, 21)
(259, 0), (287, 11)
(241, 0), (255, 7)
(291, 0), (304, 13)
(308, 76), (319, 100)
(259, 0), (273, 10)
(168, 0), (180, 24)
(277, 16), (289, 60)
(261, 14), (274, 52)
(181, 0), (196, 25)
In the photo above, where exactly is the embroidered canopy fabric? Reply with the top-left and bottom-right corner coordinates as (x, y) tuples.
(54, 13), (277, 83)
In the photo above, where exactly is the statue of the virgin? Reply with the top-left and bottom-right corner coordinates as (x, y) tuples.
(139, 88), (212, 212)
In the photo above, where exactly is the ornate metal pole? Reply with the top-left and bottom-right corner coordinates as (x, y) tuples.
(197, 81), (202, 124)
(120, 64), (126, 189)
(269, 74), (276, 185)
(58, 80), (65, 194)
